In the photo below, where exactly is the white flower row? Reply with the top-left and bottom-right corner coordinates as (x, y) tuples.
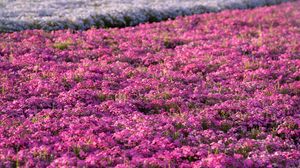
(0, 0), (290, 32)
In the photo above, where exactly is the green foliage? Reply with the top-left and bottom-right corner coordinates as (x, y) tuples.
(236, 146), (252, 158)
(201, 119), (209, 130)
(53, 40), (73, 50)
(97, 93), (116, 102)
(220, 122), (232, 133)
(73, 146), (81, 158)
(266, 144), (275, 153)
(163, 38), (185, 49)
(73, 74), (83, 83)
(218, 110), (230, 119)
(250, 128), (260, 139)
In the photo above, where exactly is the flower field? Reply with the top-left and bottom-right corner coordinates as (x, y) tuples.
(0, 0), (290, 32)
(0, 0), (299, 167)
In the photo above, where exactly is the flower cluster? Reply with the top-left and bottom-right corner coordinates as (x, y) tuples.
(0, 1), (299, 167)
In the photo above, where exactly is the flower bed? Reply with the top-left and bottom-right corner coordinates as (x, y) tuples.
(0, 0), (291, 32)
(0, 1), (299, 167)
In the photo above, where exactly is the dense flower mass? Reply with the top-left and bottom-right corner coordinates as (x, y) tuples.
(0, 1), (299, 167)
